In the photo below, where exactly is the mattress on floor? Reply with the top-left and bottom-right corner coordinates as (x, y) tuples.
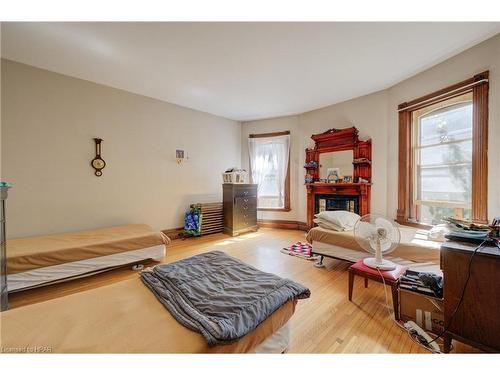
(1, 277), (297, 353)
(306, 225), (441, 264)
(7, 224), (170, 274)
(7, 244), (166, 292)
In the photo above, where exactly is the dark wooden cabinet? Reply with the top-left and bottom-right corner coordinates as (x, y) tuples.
(441, 240), (500, 353)
(223, 184), (258, 236)
(1, 184), (11, 311)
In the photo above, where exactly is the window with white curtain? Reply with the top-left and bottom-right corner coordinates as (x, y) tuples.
(248, 132), (290, 210)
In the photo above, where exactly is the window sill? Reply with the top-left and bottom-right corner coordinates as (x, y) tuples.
(258, 207), (292, 212)
(396, 220), (433, 230)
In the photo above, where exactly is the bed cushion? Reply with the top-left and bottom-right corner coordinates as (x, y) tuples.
(7, 224), (170, 274)
(306, 225), (441, 264)
(1, 277), (297, 353)
(350, 260), (408, 281)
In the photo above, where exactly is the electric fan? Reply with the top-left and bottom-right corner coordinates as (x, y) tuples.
(353, 214), (401, 270)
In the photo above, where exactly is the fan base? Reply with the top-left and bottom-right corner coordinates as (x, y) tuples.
(363, 257), (396, 271)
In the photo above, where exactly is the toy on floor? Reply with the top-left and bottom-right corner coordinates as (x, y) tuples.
(281, 241), (319, 261)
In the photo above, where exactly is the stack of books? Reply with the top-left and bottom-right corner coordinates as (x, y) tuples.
(399, 270), (442, 298)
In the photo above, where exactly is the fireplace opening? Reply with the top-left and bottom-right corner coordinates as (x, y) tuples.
(314, 194), (359, 215)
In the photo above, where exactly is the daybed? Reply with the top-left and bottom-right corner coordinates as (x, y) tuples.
(306, 225), (441, 266)
(7, 224), (169, 291)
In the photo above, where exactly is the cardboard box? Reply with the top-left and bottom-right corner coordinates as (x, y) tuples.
(399, 289), (444, 334)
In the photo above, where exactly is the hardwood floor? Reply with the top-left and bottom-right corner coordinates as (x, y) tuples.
(8, 228), (475, 353)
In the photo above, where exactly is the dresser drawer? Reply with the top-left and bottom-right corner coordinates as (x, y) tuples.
(234, 215), (257, 230)
(235, 196), (257, 210)
(236, 208), (256, 222)
(233, 185), (257, 198)
(237, 208), (257, 220)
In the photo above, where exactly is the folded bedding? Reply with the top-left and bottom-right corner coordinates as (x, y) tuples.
(314, 218), (347, 231)
(314, 210), (361, 231)
(141, 250), (310, 346)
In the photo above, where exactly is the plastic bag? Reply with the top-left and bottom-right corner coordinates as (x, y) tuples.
(184, 207), (202, 237)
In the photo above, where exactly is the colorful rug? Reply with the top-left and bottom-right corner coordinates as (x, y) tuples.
(280, 241), (319, 261)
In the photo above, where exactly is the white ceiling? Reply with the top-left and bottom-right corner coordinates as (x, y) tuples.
(2, 22), (499, 121)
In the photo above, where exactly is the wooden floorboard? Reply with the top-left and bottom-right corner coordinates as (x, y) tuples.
(8, 228), (477, 353)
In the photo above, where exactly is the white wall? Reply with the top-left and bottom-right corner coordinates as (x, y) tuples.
(4, 33), (499, 238)
(243, 33), (500, 223)
(1, 60), (241, 238)
(297, 91), (389, 222)
(242, 91), (388, 223)
(386, 34), (500, 220)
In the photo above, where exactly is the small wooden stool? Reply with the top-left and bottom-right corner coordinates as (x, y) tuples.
(348, 260), (408, 320)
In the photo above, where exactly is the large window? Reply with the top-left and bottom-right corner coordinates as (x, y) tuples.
(397, 72), (489, 226)
(248, 131), (290, 211)
(413, 94), (473, 225)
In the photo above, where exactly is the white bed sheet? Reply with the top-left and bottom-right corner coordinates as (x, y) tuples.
(8, 244), (166, 292)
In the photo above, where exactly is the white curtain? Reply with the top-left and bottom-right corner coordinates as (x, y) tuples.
(248, 134), (290, 208)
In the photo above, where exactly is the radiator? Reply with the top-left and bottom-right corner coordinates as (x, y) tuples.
(190, 202), (223, 235)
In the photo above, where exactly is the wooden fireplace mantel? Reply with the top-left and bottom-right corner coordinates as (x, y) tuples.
(306, 182), (371, 229)
(305, 126), (372, 229)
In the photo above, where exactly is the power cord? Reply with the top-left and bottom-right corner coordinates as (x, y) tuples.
(374, 239), (486, 353)
(377, 239), (488, 353)
(427, 239), (487, 345)
(376, 267), (440, 353)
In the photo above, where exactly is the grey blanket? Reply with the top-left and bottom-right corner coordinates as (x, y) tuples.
(141, 250), (310, 346)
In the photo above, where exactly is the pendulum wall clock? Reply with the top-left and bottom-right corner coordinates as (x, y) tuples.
(91, 138), (106, 176)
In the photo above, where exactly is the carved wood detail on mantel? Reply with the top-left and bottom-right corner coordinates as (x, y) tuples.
(311, 126), (359, 150)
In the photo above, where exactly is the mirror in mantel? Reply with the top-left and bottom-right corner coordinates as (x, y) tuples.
(319, 150), (353, 182)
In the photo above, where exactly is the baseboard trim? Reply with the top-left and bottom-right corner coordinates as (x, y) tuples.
(163, 220), (308, 240)
(257, 219), (309, 231)
(297, 222), (310, 231)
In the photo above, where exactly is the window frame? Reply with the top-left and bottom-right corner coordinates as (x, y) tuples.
(412, 95), (473, 224)
(248, 131), (291, 212)
(397, 72), (489, 228)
